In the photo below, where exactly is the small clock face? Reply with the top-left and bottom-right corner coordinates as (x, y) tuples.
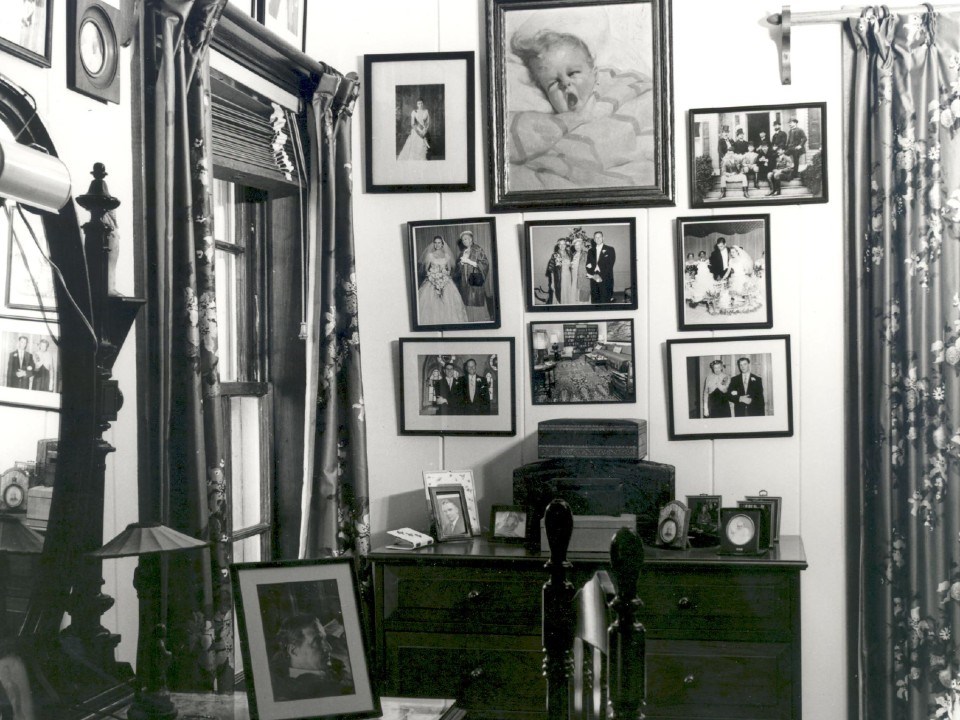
(659, 517), (678, 544)
(3, 483), (24, 509)
(726, 514), (756, 546)
(79, 19), (106, 75)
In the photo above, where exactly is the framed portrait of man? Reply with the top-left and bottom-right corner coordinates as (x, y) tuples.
(486, 0), (674, 210)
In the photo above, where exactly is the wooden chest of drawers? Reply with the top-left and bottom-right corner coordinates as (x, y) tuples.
(370, 537), (806, 719)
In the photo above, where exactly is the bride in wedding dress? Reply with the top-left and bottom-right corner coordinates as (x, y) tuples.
(417, 236), (468, 325)
(398, 98), (431, 161)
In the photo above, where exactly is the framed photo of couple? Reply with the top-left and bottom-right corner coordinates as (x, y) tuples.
(399, 337), (516, 436)
(675, 215), (772, 331)
(666, 334), (793, 441)
(486, 0), (675, 210)
(407, 217), (500, 331)
(364, 51), (476, 193)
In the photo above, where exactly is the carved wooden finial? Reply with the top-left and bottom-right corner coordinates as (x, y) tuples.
(76, 162), (120, 213)
(610, 526), (644, 604)
(544, 498), (573, 567)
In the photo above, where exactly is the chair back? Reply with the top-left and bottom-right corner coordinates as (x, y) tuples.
(543, 499), (646, 720)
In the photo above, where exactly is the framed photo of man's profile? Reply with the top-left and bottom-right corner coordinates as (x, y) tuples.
(666, 334), (793, 441)
(486, 0), (674, 211)
(230, 558), (380, 720)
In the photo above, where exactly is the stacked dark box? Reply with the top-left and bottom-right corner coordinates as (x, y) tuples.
(537, 418), (648, 460)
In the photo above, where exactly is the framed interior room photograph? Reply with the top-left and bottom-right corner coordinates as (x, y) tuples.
(676, 214), (771, 330)
(0, 0), (53, 67)
(490, 504), (527, 543)
(422, 469), (481, 537)
(666, 334), (793, 440)
(524, 218), (637, 312)
(231, 558), (380, 720)
(486, 0), (674, 210)
(256, 0), (306, 51)
(399, 336), (516, 436)
(688, 101), (827, 209)
(429, 484), (473, 541)
(529, 318), (635, 405)
(2, 204), (57, 317)
(407, 217), (500, 331)
(364, 51), (476, 193)
(0, 317), (60, 410)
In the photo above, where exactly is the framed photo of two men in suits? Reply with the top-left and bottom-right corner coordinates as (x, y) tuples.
(665, 335), (793, 440)
(399, 337), (516, 436)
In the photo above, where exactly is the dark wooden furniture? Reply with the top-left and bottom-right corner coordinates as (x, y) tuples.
(370, 535), (806, 719)
(563, 324), (600, 356)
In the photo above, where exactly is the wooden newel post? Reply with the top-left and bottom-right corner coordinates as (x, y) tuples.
(543, 499), (575, 720)
(608, 527), (646, 719)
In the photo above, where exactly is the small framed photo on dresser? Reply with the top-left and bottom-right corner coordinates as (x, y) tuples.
(490, 505), (526, 543)
(429, 485), (472, 542)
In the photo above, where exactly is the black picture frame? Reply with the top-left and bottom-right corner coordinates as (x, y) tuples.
(255, 0), (306, 51)
(490, 504), (527, 543)
(486, 0), (675, 210)
(0, 316), (61, 410)
(2, 204), (57, 317)
(675, 214), (772, 331)
(399, 336), (516, 436)
(745, 492), (782, 543)
(688, 101), (827, 209)
(364, 51), (476, 193)
(0, 0), (53, 68)
(685, 493), (721, 547)
(230, 558), (381, 720)
(67, 0), (121, 104)
(528, 319), (636, 405)
(665, 334), (794, 440)
(523, 218), (638, 312)
(407, 217), (500, 331)
(429, 485), (473, 542)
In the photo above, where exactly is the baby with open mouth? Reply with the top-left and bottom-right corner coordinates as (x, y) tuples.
(512, 30), (599, 116)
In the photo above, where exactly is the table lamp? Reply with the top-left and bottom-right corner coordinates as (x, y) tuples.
(90, 523), (209, 720)
(0, 515), (44, 636)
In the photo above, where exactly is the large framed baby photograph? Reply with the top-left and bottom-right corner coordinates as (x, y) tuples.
(486, 0), (675, 211)
(399, 337), (516, 436)
(364, 51), (476, 193)
(665, 335), (793, 441)
(407, 217), (500, 331)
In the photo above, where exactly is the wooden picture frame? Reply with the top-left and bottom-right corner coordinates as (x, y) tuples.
(0, 0), (53, 68)
(486, 0), (674, 210)
(399, 337), (516, 436)
(256, 0), (306, 51)
(490, 504), (527, 543)
(0, 317), (60, 411)
(429, 485), (473, 542)
(407, 217), (500, 331)
(528, 319), (635, 405)
(1, 204), (57, 317)
(676, 214), (771, 331)
(688, 102), (827, 208)
(524, 218), (638, 312)
(230, 558), (380, 720)
(364, 52), (476, 193)
(422, 470), (481, 537)
(666, 334), (793, 440)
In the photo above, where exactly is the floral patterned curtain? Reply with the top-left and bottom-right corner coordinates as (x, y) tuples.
(144, 0), (233, 690)
(847, 8), (960, 718)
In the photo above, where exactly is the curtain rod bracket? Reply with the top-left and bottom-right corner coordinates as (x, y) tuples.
(770, 6), (793, 85)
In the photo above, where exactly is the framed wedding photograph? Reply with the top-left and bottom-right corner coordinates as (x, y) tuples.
(429, 485), (473, 542)
(688, 102), (827, 209)
(422, 470), (481, 537)
(0, 317), (60, 410)
(230, 558), (380, 720)
(399, 337), (516, 436)
(490, 505), (527, 543)
(2, 206), (57, 316)
(256, 0), (305, 51)
(486, 0), (674, 210)
(665, 334), (793, 441)
(676, 214), (771, 331)
(0, 0), (53, 67)
(364, 51), (475, 193)
(407, 217), (500, 331)
(524, 218), (637, 312)
(529, 319), (635, 405)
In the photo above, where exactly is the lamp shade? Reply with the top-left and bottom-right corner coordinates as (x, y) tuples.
(533, 331), (548, 350)
(0, 138), (72, 213)
(90, 522), (208, 559)
(0, 515), (44, 555)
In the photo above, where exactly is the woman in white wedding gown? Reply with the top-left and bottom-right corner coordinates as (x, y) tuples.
(417, 236), (468, 325)
(398, 99), (430, 161)
(727, 245), (756, 296)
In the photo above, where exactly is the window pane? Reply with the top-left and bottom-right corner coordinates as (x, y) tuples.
(232, 535), (261, 565)
(212, 180), (236, 245)
(229, 395), (263, 532)
(216, 250), (238, 381)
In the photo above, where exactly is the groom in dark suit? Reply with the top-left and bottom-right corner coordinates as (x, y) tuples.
(708, 237), (731, 281)
(454, 359), (490, 415)
(433, 362), (458, 415)
(728, 357), (765, 417)
(6, 336), (34, 389)
(586, 231), (616, 303)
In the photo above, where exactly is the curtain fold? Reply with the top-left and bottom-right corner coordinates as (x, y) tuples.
(847, 7), (960, 718)
(145, 0), (233, 690)
(299, 73), (370, 560)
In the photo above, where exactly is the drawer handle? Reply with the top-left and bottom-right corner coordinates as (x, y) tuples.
(466, 589), (483, 601)
(683, 674), (696, 686)
(677, 596), (694, 610)
(470, 666), (485, 679)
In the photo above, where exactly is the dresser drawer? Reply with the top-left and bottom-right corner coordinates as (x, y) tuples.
(645, 639), (792, 719)
(384, 632), (545, 711)
(638, 569), (793, 634)
(381, 565), (542, 631)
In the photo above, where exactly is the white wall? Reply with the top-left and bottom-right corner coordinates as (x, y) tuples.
(0, 0), (139, 664)
(307, 0), (846, 717)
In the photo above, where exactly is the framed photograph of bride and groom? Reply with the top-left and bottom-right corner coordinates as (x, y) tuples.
(364, 51), (476, 193)
(523, 218), (638, 312)
(687, 102), (827, 209)
(675, 215), (772, 331)
(407, 218), (500, 331)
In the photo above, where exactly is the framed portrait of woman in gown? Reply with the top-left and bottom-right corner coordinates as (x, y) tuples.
(364, 52), (476, 193)
(407, 217), (500, 331)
